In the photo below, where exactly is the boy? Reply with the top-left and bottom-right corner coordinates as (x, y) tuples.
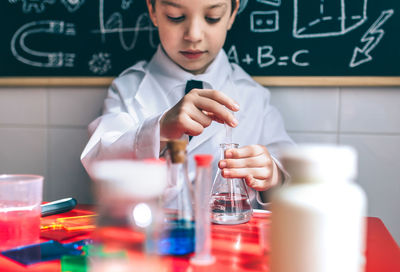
(81, 0), (293, 206)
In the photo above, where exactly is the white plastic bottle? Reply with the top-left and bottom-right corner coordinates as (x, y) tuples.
(270, 144), (367, 272)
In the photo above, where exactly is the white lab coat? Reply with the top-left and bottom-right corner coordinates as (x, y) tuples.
(81, 46), (293, 207)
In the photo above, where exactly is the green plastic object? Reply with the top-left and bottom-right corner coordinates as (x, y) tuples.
(61, 244), (128, 272)
(61, 255), (87, 272)
(83, 244), (127, 258)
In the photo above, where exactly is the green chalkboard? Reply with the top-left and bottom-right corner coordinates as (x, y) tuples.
(0, 0), (399, 85)
(226, 0), (400, 77)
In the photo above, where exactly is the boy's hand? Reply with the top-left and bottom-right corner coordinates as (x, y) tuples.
(218, 145), (282, 191)
(160, 88), (239, 140)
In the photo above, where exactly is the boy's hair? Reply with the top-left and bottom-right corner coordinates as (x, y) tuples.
(149, 0), (238, 14)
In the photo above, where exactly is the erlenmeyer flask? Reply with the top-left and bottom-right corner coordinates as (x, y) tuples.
(210, 143), (253, 224)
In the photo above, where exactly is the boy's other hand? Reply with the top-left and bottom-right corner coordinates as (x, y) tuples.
(160, 88), (239, 139)
(218, 144), (282, 191)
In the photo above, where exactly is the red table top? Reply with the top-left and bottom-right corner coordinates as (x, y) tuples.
(1, 206), (399, 272)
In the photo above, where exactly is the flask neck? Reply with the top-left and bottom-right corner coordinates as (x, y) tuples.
(219, 143), (239, 159)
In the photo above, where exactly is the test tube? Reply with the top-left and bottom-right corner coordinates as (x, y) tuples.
(190, 154), (215, 265)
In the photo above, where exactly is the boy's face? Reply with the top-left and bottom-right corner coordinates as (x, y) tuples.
(147, 0), (239, 75)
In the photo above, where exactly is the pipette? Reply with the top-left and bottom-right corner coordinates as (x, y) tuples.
(224, 111), (236, 213)
(225, 123), (232, 144)
(224, 109), (233, 144)
(191, 155), (215, 265)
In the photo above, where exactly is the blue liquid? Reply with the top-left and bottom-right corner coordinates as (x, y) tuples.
(158, 220), (195, 255)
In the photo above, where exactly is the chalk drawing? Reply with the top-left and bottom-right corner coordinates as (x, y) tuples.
(293, 0), (367, 38)
(89, 52), (112, 74)
(8, 0), (84, 13)
(242, 54), (254, 65)
(92, 0), (158, 51)
(258, 46), (276, 68)
(61, 0), (85, 12)
(237, 0), (249, 14)
(292, 49), (309, 66)
(227, 45), (310, 68)
(256, 0), (281, 7)
(11, 20), (76, 67)
(350, 9), (394, 67)
(121, 0), (133, 10)
(251, 11), (279, 32)
(8, 0), (56, 13)
(227, 45), (240, 64)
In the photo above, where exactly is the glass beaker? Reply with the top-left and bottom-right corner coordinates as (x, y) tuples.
(0, 175), (43, 250)
(210, 143), (253, 224)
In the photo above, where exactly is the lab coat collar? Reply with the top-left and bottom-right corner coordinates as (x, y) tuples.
(145, 45), (232, 92)
(134, 46), (235, 153)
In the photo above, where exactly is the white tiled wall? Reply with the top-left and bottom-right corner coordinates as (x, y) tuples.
(0, 87), (107, 203)
(0, 85), (399, 245)
(270, 86), (400, 245)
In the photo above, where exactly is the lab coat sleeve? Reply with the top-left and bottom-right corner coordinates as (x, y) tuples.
(255, 95), (293, 207)
(80, 78), (163, 174)
(262, 97), (293, 177)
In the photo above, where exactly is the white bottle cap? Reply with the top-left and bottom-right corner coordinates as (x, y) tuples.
(279, 144), (357, 182)
(91, 159), (167, 200)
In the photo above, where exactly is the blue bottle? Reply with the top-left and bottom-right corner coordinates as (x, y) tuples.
(159, 140), (195, 255)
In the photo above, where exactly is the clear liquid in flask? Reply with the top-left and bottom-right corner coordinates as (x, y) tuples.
(210, 192), (252, 224)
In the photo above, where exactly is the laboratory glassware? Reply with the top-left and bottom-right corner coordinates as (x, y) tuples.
(159, 139), (195, 255)
(91, 159), (167, 252)
(0, 175), (43, 251)
(190, 154), (215, 265)
(210, 143), (253, 224)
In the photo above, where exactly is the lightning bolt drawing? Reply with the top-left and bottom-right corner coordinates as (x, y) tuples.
(350, 9), (394, 68)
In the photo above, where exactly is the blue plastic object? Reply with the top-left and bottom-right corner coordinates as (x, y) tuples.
(1, 239), (91, 265)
